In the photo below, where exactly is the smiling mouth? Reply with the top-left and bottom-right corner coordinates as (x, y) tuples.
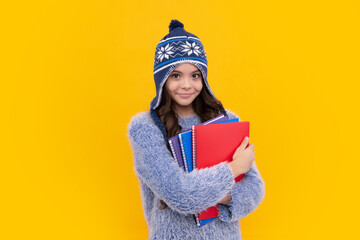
(177, 93), (193, 96)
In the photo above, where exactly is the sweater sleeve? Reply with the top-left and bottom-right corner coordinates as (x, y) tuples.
(218, 109), (265, 222)
(127, 115), (235, 215)
(218, 161), (265, 222)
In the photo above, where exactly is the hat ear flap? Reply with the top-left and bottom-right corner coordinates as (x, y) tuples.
(150, 108), (170, 147)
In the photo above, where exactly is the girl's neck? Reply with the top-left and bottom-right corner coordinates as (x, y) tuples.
(174, 105), (196, 118)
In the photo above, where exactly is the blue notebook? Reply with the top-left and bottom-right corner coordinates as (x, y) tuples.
(178, 131), (193, 172)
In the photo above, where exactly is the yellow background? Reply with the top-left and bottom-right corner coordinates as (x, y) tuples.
(1, 0), (359, 239)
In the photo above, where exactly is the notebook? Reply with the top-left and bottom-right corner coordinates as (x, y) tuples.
(179, 131), (193, 172)
(192, 121), (250, 222)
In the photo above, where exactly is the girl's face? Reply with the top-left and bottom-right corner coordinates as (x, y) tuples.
(165, 63), (203, 116)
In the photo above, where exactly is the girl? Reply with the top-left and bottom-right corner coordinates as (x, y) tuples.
(128, 19), (265, 240)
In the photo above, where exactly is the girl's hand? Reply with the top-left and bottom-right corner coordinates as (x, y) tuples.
(219, 192), (231, 205)
(227, 137), (255, 178)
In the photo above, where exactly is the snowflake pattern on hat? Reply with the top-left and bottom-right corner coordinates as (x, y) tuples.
(157, 43), (175, 62)
(181, 41), (201, 56)
(154, 39), (207, 66)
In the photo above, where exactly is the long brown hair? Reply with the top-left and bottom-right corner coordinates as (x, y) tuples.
(156, 77), (225, 209)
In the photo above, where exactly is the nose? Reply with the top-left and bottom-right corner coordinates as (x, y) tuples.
(181, 78), (191, 89)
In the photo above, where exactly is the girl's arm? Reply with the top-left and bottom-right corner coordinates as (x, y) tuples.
(218, 161), (265, 222)
(127, 113), (235, 215)
(217, 110), (265, 222)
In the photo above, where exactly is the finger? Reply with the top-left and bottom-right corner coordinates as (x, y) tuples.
(239, 136), (249, 150)
(248, 144), (255, 150)
(245, 144), (255, 151)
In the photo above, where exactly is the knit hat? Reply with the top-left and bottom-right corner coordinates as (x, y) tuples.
(149, 19), (226, 145)
(150, 19), (217, 110)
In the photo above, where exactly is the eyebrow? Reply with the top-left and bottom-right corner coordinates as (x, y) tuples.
(172, 70), (201, 73)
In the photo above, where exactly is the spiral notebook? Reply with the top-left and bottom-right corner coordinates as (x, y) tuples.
(192, 121), (250, 223)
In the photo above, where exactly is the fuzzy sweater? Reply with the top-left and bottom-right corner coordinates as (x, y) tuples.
(127, 110), (265, 240)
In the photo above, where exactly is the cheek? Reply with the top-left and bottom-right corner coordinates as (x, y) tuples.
(165, 80), (177, 93)
(195, 81), (203, 92)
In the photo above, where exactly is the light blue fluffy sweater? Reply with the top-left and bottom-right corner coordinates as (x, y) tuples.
(127, 110), (265, 240)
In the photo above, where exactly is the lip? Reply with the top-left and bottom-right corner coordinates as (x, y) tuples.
(177, 93), (193, 98)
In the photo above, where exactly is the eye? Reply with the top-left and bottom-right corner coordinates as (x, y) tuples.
(171, 73), (180, 79)
(193, 73), (201, 78)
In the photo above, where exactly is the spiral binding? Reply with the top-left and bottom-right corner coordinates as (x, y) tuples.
(179, 134), (189, 173)
(168, 140), (178, 162)
(195, 215), (201, 227)
(192, 125), (198, 169)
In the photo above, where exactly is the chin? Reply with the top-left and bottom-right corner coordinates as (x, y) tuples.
(176, 99), (196, 107)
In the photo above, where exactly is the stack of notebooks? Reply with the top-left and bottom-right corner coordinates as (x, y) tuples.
(168, 114), (250, 226)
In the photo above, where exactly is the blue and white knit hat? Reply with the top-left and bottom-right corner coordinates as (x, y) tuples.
(150, 19), (226, 145)
(150, 19), (217, 110)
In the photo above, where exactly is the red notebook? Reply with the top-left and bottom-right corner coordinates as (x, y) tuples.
(191, 121), (250, 220)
